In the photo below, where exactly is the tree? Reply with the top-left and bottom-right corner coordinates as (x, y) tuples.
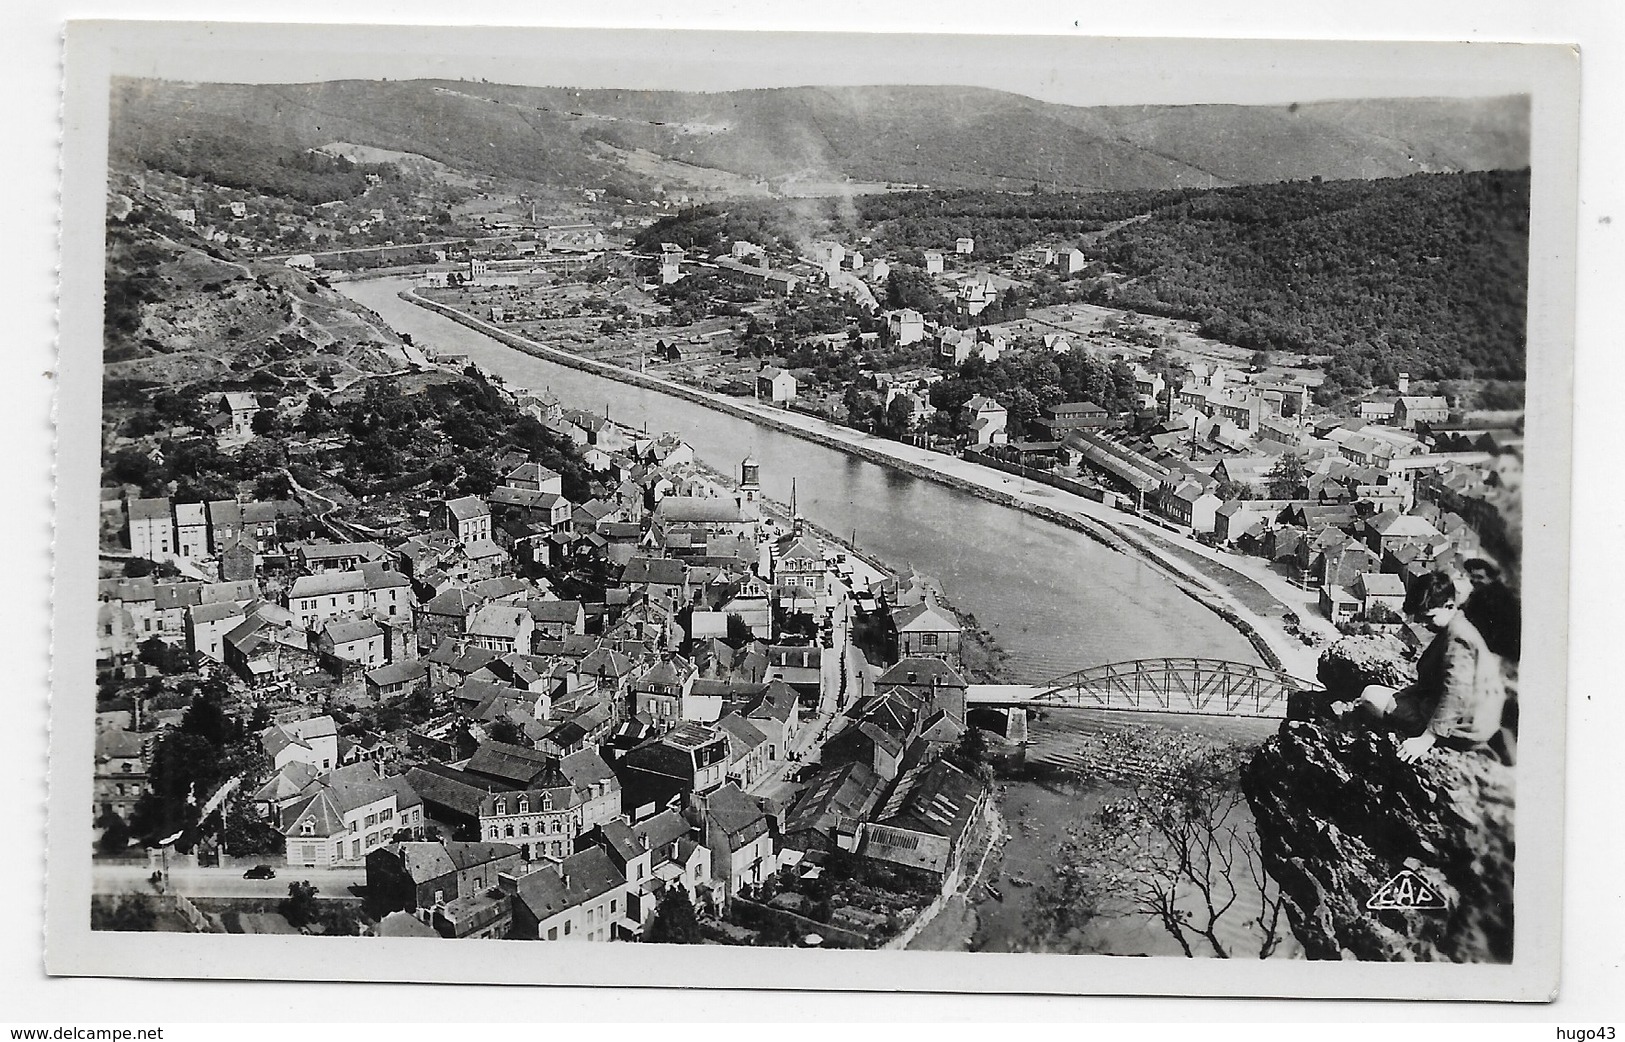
(1026, 730), (1287, 958)
(724, 613), (755, 648)
(946, 723), (992, 783)
(646, 887), (705, 944)
(91, 894), (158, 932)
(137, 637), (192, 676)
(1264, 454), (1308, 500)
(280, 881), (321, 928)
(96, 811), (132, 854)
(484, 718), (527, 747)
(251, 409), (279, 436)
(180, 691), (233, 747)
(873, 396), (916, 441)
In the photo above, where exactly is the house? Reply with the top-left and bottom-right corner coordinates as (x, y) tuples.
(261, 715), (340, 773)
(315, 616), (385, 668)
(857, 759), (986, 879)
(923, 251), (944, 274)
(511, 846), (629, 942)
(955, 272), (998, 316)
(466, 603), (535, 655)
(615, 722), (730, 821)
(955, 237), (975, 254)
(437, 495), (493, 546)
(1037, 401), (1110, 436)
(218, 391), (259, 439)
(764, 644), (821, 699)
(364, 659), (430, 702)
(415, 587), (486, 650)
(658, 243), (685, 285)
(892, 598), (962, 667)
(94, 729), (149, 822)
(294, 540), (389, 574)
(1320, 540), (1382, 591)
(821, 718), (907, 783)
(285, 572), (366, 629)
(504, 462), (564, 496)
(476, 748), (621, 863)
(527, 598), (586, 638)
(280, 762), (424, 867)
(1394, 396), (1451, 430)
(886, 309), (925, 346)
(1353, 571), (1408, 618)
(1054, 247), (1087, 275)
(756, 367), (798, 404)
(1319, 584), (1361, 625)
(1164, 481), (1223, 535)
(693, 783), (778, 905)
(716, 713), (770, 788)
(773, 532), (826, 608)
(225, 601), (318, 683)
(622, 556), (691, 614)
(165, 500), (206, 555)
(365, 840), (524, 917)
(875, 658), (968, 726)
(630, 654), (699, 726)
(1365, 511), (1444, 558)
(595, 811), (712, 937)
(185, 601), (247, 663)
(961, 394), (1007, 446)
(127, 497), (174, 560)
(480, 782), (584, 863)
(741, 680), (800, 761)
(782, 760), (881, 853)
(218, 534), (258, 582)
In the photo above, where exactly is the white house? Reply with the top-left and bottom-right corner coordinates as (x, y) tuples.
(756, 368), (798, 404)
(886, 309), (925, 346)
(962, 394), (1008, 446)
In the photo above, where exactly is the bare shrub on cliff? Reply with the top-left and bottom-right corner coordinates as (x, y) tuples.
(1026, 730), (1288, 958)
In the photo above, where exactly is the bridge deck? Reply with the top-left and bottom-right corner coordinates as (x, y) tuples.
(965, 658), (1313, 720)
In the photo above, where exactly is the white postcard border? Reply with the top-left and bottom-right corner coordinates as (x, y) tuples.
(46, 20), (1579, 1001)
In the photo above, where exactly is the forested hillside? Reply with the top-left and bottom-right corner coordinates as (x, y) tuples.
(110, 78), (1527, 197)
(1095, 169), (1529, 383)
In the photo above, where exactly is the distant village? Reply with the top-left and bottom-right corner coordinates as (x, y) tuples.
(414, 222), (1525, 646)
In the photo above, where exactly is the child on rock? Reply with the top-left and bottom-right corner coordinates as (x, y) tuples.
(1333, 570), (1507, 764)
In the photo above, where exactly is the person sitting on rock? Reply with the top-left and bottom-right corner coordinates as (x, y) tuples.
(1332, 570), (1508, 764)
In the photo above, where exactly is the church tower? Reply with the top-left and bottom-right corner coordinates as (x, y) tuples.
(739, 455), (761, 504)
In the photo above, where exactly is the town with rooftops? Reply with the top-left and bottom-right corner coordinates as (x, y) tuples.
(87, 76), (1528, 960)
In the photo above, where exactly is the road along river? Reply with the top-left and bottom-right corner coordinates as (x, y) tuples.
(341, 276), (1262, 682)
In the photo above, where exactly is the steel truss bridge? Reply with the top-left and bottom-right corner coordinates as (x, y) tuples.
(966, 658), (1320, 719)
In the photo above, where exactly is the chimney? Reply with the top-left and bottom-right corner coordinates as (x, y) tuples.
(559, 869), (570, 889)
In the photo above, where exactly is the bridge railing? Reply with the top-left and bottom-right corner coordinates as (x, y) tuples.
(1029, 658), (1318, 719)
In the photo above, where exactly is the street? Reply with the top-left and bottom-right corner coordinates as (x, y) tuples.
(92, 862), (366, 900)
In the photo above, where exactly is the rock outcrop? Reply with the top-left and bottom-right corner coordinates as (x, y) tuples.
(1242, 638), (1515, 962)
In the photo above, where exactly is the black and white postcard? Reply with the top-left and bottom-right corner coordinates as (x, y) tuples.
(46, 21), (1578, 1000)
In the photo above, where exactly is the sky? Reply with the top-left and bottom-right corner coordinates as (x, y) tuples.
(90, 22), (1551, 110)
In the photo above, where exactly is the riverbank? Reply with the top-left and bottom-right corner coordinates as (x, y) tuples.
(400, 289), (1319, 679)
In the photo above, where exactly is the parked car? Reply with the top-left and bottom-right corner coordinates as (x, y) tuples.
(243, 864), (277, 880)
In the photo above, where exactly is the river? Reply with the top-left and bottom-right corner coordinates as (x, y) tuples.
(340, 276), (1261, 682)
